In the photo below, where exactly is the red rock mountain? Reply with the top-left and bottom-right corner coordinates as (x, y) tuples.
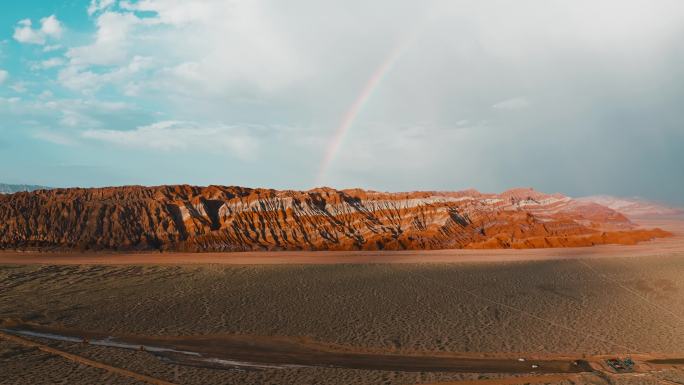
(0, 185), (670, 252)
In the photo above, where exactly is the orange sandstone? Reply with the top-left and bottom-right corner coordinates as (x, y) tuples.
(0, 185), (670, 252)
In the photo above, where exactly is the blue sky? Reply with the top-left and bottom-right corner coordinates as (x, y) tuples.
(1, 0), (683, 204)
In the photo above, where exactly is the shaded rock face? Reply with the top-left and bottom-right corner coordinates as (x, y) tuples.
(0, 185), (670, 252)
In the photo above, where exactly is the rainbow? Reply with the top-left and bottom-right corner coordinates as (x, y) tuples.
(315, 34), (417, 187)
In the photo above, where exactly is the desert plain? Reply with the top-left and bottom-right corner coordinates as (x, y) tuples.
(1, 218), (684, 385)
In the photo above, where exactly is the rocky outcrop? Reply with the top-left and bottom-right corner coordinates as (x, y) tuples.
(0, 185), (670, 252)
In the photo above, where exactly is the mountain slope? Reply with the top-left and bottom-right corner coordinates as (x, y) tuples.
(578, 195), (684, 218)
(0, 185), (670, 251)
(0, 183), (50, 194)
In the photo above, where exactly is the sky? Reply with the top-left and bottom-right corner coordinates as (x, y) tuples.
(0, 0), (683, 204)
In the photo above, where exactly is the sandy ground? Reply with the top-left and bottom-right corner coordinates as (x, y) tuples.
(1, 218), (683, 384)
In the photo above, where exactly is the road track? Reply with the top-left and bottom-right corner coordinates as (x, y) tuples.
(0, 330), (178, 385)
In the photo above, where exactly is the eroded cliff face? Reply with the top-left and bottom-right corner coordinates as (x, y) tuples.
(0, 185), (670, 251)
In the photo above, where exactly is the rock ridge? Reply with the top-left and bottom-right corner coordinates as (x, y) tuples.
(0, 185), (670, 252)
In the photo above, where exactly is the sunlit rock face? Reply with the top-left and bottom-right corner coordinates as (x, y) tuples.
(0, 185), (670, 251)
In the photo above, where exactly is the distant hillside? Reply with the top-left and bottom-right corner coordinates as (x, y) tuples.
(578, 195), (684, 218)
(0, 183), (50, 194)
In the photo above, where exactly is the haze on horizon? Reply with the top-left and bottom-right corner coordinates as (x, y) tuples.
(0, 0), (683, 205)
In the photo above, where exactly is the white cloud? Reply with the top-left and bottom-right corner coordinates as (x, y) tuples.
(43, 57), (65, 69)
(60, 109), (100, 127)
(119, 0), (217, 25)
(40, 15), (63, 37)
(59, 55), (154, 92)
(82, 121), (258, 159)
(32, 57), (66, 70)
(88, 0), (116, 16)
(33, 131), (77, 146)
(43, 44), (62, 52)
(0, 69), (7, 84)
(13, 21), (43, 44)
(13, 15), (63, 45)
(10, 82), (27, 93)
(67, 11), (139, 66)
(57, 67), (102, 93)
(492, 97), (531, 110)
(0, 96), (144, 140)
(62, 1), (304, 96)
